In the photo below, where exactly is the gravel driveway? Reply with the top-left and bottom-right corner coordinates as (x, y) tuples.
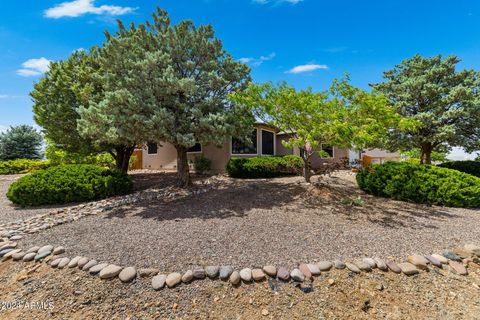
(20, 171), (480, 272)
(0, 175), (76, 225)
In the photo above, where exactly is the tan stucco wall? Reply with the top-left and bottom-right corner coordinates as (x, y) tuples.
(141, 124), (357, 173)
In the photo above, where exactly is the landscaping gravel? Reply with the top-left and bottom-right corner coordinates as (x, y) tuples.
(0, 175), (75, 225)
(17, 171), (480, 272)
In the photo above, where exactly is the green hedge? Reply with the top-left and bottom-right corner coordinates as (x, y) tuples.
(0, 159), (51, 175)
(356, 162), (480, 208)
(438, 160), (480, 178)
(6, 164), (133, 206)
(226, 155), (303, 178)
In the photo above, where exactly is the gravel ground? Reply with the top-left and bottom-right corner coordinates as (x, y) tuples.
(0, 175), (75, 225)
(19, 171), (480, 272)
(1, 259), (479, 319)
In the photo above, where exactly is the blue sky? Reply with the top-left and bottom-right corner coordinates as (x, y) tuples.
(1, 0), (479, 157)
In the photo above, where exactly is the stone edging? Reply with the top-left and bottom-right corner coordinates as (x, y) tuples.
(0, 242), (478, 290)
(0, 175), (223, 240)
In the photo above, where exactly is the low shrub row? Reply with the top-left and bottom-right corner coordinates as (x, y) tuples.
(0, 159), (51, 175)
(438, 160), (480, 178)
(226, 155), (303, 178)
(356, 162), (480, 208)
(7, 164), (133, 207)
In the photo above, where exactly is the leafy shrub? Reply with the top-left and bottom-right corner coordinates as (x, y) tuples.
(7, 164), (133, 206)
(226, 155), (303, 178)
(191, 155), (211, 174)
(438, 160), (480, 178)
(356, 162), (480, 208)
(0, 159), (51, 175)
(46, 142), (137, 170)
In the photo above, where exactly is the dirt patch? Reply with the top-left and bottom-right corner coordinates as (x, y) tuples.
(0, 259), (479, 319)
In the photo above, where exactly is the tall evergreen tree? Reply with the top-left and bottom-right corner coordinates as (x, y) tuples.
(372, 54), (480, 164)
(0, 125), (43, 160)
(79, 8), (253, 185)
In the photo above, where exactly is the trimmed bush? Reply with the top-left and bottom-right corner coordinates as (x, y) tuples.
(226, 155), (303, 178)
(0, 159), (51, 175)
(438, 160), (480, 178)
(6, 164), (133, 206)
(356, 162), (480, 208)
(191, 155), (211, 174)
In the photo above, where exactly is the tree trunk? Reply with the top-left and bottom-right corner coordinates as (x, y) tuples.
(420, 144), (432, 165)
(176, 146), (191, 187)
(302, 155), (312, 183)
(114, 145), (135, 172)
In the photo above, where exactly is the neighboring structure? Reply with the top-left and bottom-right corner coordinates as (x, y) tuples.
(349, 148), (401, 167)
(140, 123), (349, 173)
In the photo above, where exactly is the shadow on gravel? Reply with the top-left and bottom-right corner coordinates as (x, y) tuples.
(309, 174), (464, 230)
(105, 178), (306, 222)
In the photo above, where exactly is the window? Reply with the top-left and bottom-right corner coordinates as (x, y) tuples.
(321, 145), (334, 157)
(261, 130), (274, 155)
(232, 129), (257, 155)
(147, 142), (158, 155)
(188, 143), (202, 153)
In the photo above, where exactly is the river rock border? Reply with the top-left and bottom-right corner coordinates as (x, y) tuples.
(0, 175), (224, 241)
(0, 241), (479, 290)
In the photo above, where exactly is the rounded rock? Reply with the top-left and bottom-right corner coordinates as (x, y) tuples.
(262, 265), (277, 277)
(34, 250), (51, 261)
(139, 268), (159, 278)
(99, 265), (123, 279)
(346, 262), (361, 273)
(22, 252), (36, 262)
(50, 258), (62, 268)
(82, 260), (98, 271)
(318, 261), (333, 271)
(68, 256), (82, 268)
(362, 258), (377, 269)
(385, 260), (401, 274)
(290, 268), (305, 282)
(53, 246), (65, 255)
(229, 271), (241, 285)
(374, 258), (388, 271)
(181, 270), (194, 283)
(89, 263), (108, 274)
(307, 263), (320, 276)
(432, 253), (449, 264)
(219, 266), (234, 280)
(193, 268), (206, 279)
(119, 267), (137, 282)
(277, 267), (290, 281)
(26, 246), (40, 254)
(152, 274), (166, 290)
(38, 245), (54, 254)
(407, 255), (429, 270)
(239, 268), (252, 282)
(252, 269), (266, 281)
(12, 251), (26, 261)
(58, 257), (70, 269)
(205, 266), (220, 279)
(77, 257), (90, 268)
(165, 272), (182, 288)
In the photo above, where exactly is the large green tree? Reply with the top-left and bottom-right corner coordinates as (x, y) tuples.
(32, 50), (97, 155)
(79, 8), (253, 186)
(231, 79), (405, 182)
(372, 54), (480, 164)
(0, 125), (43, 161)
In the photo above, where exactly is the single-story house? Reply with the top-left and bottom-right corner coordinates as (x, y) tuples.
(135, 123), (400, 173)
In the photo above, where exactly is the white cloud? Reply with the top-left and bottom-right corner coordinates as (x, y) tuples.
(239, 52), (275, 66)
(287, 64), (328, 74)
(0, 125), (8, 133)
(44, 0), (135, 19)
(253, 0), (303, 5)
(16, 57), (52, 77)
